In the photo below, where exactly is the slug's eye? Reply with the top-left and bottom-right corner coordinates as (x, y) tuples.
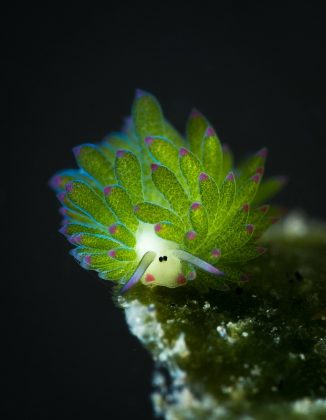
(159, 256), (168, 262)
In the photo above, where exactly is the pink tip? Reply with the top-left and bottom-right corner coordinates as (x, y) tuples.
(57, 191), (66, 203)
(134, 205), (140, 213)
(145, 273), (155, 283)
(72, 146), (81, 157)
(186, 231), (197, 241)
(73, 234), (82, 244)
(211, 248), (221, 258)
(226, 172), (235, 181)
(123, 116), (132, 130)
(59, 207), (67, 216)
(260, 205), (269, 213)
(205, 127), (215, 136)
(66, 182), (73, 193)
(271, 217), (279, 224)
(242, 203), (250, 213)
(187, 271), (197, 281)
(50, 175), (61, 189)
(177, 273), (187, 284)
(116, 150), (126, 158)
(257, 246), (267, 255)
(190, 108), (201, 118)
(104, 186), (113, 196)
(135, 88), (145, 98)
(257, 147), (268, 158)
(246, 224), (254, 234)
(59, 225), (67, 235)
(199, 172), (208, 181)
(109, 224), (117, 234)
(256, 167), (265, 175)
(151, 163), (159, 172)
(154, 224), (162, 232)
(108, 250), (117, 258)
(251, 174), (261, 184)
(84, 255), (91, 264)
(191, 202), (201, 210)
(179, 147), (189, 157)
(145, 137), (153, 145)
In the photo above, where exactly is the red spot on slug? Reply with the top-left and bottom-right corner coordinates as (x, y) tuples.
(226, 172), (235, 181)
(242, 203), (250, 213)
(190, 108), (201, 118)
(57, 191), (65, 203)
(154, 224), (162, 232)
(177, 273), (187, 284)
(211, 248), (221, 258)
(179, 148), (189, 157)
(66, 182), (73, 193)
(59, 207), (67, 216)
(251, 174), (261, 184)
(199, 172), (208, 181)
(186, 231), (197, 241)
(205, 127), (215, 136)
(187, 271), (197, 280)
(191, 202), (201, 210)
(145, 273), (155, 283)
(84, 255), (91, 264)
(246, 224), (254, 234)
(109, 224), (117, 234)
(108, 250), (116, 258)
(260, 205), (269, 213)
(104, 186), (113, 196)
(116, 150), (126, 158)
(73, 234), (82, 244)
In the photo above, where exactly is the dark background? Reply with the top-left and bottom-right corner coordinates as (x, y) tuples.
(5, 3), (326, 419)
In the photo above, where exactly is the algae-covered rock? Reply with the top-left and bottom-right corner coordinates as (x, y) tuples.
(117, 213), (326, 419)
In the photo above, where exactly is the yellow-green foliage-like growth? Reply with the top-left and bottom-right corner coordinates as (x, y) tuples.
(50, 90), (286, 293)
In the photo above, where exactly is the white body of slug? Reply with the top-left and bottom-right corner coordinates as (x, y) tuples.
(135, 223), (184, 288)
(120, 222), (223, 293)
(140, 250), (184, 287)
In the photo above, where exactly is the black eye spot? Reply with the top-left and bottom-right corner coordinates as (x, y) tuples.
(163, 256), (168, 261)
(159, 257), (163, 262)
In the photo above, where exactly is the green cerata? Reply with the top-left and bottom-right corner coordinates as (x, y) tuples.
(50, 90), (286, 293)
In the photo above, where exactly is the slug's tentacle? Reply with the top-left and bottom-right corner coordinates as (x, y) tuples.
(173, 250), (224, 276)
(120, 251), (157, 293)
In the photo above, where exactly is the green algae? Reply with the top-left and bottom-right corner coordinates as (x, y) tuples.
(117, 213), (326, 419)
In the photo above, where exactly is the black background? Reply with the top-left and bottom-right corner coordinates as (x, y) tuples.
(5, 3), (326, 419)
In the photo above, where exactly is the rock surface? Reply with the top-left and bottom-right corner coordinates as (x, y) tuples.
(117, 212), (326, 419)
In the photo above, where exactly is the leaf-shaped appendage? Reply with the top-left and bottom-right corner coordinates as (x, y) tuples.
(50, 90), (287, 293)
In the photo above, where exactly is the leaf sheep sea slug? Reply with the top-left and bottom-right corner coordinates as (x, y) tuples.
(50, 90), (286, 293)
